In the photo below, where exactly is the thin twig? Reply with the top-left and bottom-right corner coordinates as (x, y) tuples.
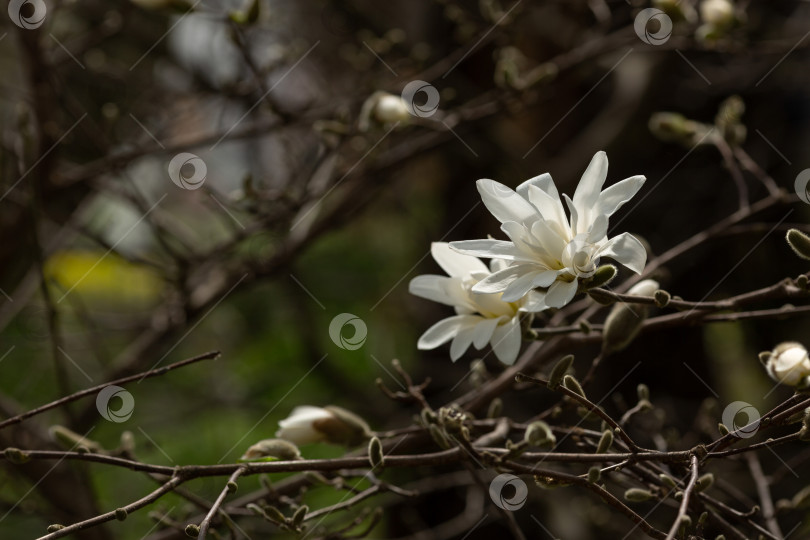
(35, 476), (183, 540)
(0, 350), (220, 430)
(746, 453), (784, 539)
(665, 455), (699, 540)
(198, 466), (247, 539)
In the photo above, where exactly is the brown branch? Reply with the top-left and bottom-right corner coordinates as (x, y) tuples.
(35, 476), (183, 540)
(665, 454), (698, 540)
(197, 466), (247, 539)
(0, 351), (220, 431)
(746, 453), (783, 539)
(515, 372), (645, 452)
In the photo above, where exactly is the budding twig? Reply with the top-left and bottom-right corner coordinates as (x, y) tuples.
(198, 466), (247, 539)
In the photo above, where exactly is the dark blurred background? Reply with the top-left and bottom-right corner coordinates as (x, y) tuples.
(1, 0), (810, 538)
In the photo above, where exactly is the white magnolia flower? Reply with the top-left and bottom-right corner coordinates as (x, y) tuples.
(409, 243), (545, 366)
(764, 342), (810, 387)
(276, 405), (371, 446)
(450, 151), (647, 310)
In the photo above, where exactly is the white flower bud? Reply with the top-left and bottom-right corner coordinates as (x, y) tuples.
(765, 343), (810, 387)
(628, 279), (660, 297)
(373, 94), (411, 123)
(276, 405), (372, 446)
(700, 0), (735, 27)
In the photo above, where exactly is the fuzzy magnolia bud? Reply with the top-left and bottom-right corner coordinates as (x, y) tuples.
(524, 420), (556, 447)
(624, 488), (655, 502)
(696, 473), (714, 492)
(276, 405), (372, 446)
(49, 426), (103, 453)
(487, 398), (503, 419)
(787, 229), (810, 261)
(47, 525), (65, 533)
(596, 430), (613, 454)
(562, 374), (586, 398)
(4, 447), (30, 464)
(359, 92), (410, 131)
(581, 265), (617, 290)
(659, 473), (677, 489)
(368, 436), (385, 469)
(292, 505), (308, 528)
(184, 524), (200, 537)
(637, 384), (650, 402)
(374, 94), (410, 123)
(602, 280), (659, 354)
(587, 466), (601, 483)
(800, 408), (810, 441)
(429, 424), (451, 449)
(653, 289), (671, 308)
(548, 355), (574, 390)
(649, 113), (705, 145)
(239, 438), (301, 462)
(763, 342), (810, 387)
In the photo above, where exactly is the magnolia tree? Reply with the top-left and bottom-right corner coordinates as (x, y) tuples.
(2, 0), (810, 539)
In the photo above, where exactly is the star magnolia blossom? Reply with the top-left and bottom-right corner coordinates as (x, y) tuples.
(764, 342), (810, 387)
(450, 151), (647, 310)
(409, 243), (545, 366)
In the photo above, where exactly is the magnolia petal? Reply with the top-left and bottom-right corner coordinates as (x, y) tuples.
(529, 219), (567, 262)
(417, 315), (480, 350)
(563, 194), (579, 238)
(586, 214), (609, 243)
(545, 279), (578, 308)
(516, 172), (555, 199)
(501, 270), (543, 302)
(520, 291), (548, 312)
(450, 239), (529, 262)
(472, 316), (504, 349)
(596, 175), (645, 218)
(472, 264), (537, 294)
(279, 406), (332, 426)
(490, 317), (522, 365)
(501, 221), (555, 262)
(431, 242), (488, 278)
(598, 232), (646, 274)
(477, 179), (539, 226)
(526, 184), (569, 233)
(490, 259), (509, 273)
(501, 268), (561, 302)
(450, 323), (479, 361)
(572, 151), (609, 214)
(409, 275), (474, 310)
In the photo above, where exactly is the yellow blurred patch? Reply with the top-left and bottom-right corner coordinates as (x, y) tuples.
(45, 251), (163, 306)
